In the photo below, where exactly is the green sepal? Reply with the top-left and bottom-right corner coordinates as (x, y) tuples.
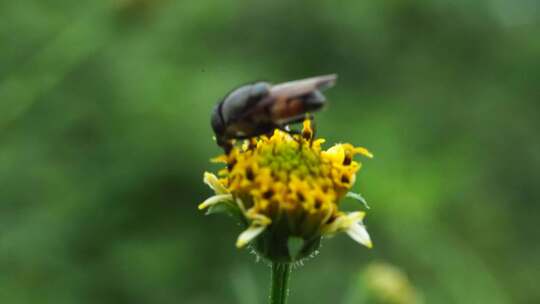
(346, 191), (370, 209)
(287, 237), (304, 259)
(206, 200), (246, 224)
(254, 231), (321, 263)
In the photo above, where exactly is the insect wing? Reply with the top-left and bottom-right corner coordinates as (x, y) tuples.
(269, 74), (337, 99)
(229, 74), (337, 125)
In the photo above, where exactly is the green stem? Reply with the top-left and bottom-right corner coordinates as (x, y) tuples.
(269, 262), (292, 304)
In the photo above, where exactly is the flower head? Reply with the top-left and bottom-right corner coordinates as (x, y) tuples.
(363, 262), (421, 304)
(200, 119), (373, 262)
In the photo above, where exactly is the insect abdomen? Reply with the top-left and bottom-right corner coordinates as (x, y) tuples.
(271, 91), (325, 122)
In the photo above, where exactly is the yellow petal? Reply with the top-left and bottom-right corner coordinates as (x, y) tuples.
(245, 209), (272, 226)
(198, 194), (233, 210)
(204, 172), (229, 194)
(322, 144), (345, 164)
(346, 222), (372, 248)
(347, 211), (366, 222)
(210, 155), (228, 163)
(354, 147), (374, 158)
(236, 225), (267, 248)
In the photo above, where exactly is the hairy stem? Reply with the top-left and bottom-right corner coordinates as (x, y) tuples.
(269, 262), (291, 304)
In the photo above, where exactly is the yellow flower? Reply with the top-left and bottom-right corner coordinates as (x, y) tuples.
(200, 119), (373, 262)
(363, 262), (421, 304)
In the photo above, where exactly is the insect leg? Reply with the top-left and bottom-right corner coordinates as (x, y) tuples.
(218, 138), (234, 154)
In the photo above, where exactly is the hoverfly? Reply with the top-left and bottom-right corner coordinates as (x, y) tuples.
(211, 74), (337, 153)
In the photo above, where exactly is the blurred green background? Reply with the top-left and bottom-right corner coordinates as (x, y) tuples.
(1, 1), (539, 303)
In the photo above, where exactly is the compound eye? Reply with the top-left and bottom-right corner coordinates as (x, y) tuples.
(250, 82), (270, 99)
(211, 103), (225, 135)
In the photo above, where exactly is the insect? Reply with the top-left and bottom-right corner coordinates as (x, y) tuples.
(211, 74), (337, 153)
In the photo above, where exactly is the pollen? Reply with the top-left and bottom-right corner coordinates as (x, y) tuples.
(201, 119), (373, 261)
